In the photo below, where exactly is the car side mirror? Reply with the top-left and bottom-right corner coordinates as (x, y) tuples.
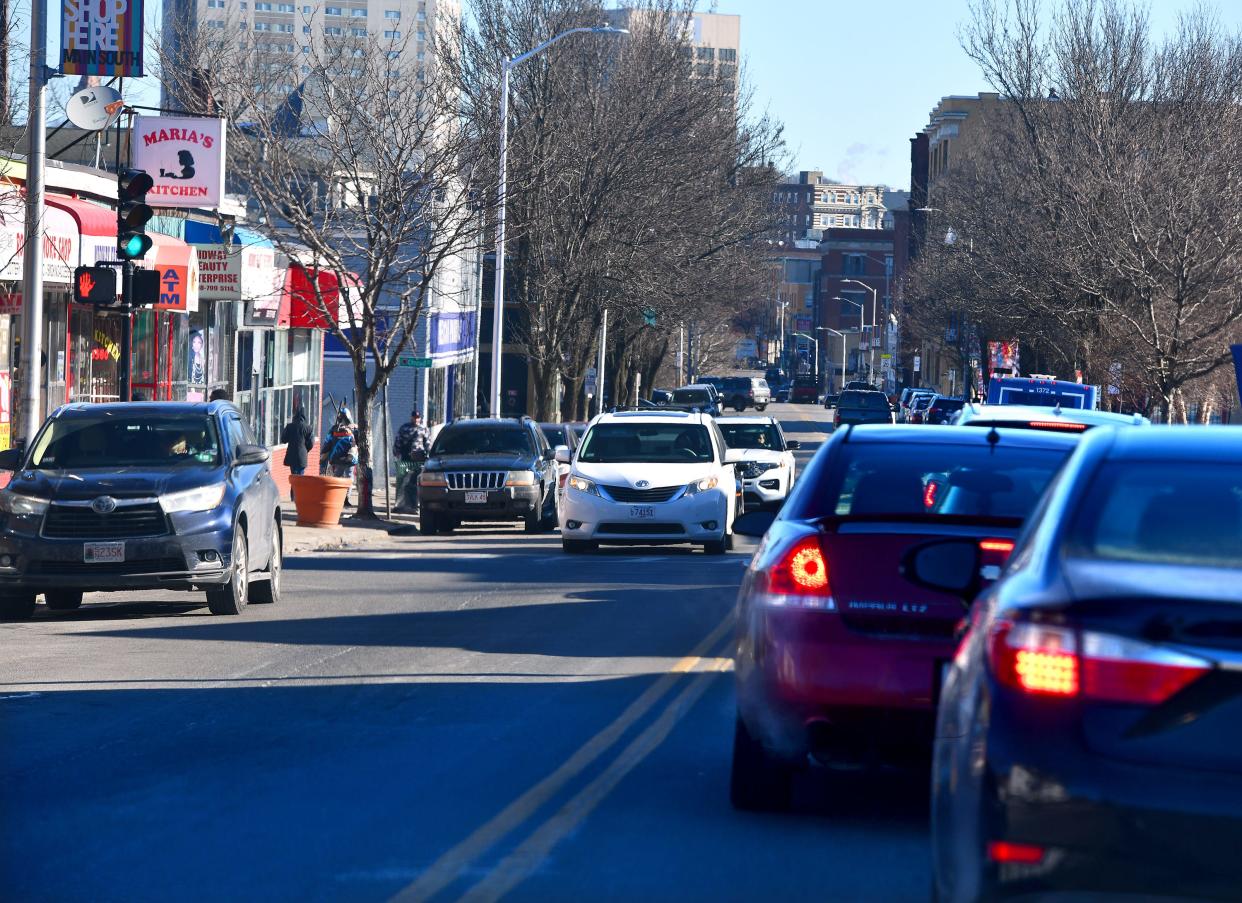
(900, 539), (981, 602)
(785, 439), (800, 450)
(733, 509), (777, 538)
(542, 447), (557, 461)
(0, 447), (23, 471)
(554, 446), (572, 465)
(235, 443), (270, 466)
(723, 449), (746, 465)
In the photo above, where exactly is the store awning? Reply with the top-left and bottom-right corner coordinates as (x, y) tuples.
(147, 232), (200, 313)
(0, 190), (81, 286)
(286, 265), (352, 330)
(46, 194), (115, 268)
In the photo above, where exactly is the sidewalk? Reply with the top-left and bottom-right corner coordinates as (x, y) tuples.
(281, 508), (421, 556)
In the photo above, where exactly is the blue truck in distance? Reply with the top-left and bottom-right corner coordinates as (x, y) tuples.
(986, 375), (1099, 409)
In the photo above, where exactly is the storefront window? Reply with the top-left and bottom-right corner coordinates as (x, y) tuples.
(132, 310), (156, 391)
(165, 313), (189, 401)
(44, 294), (68, 413)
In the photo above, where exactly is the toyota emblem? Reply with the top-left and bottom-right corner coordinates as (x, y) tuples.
(91, 496), (118, 515)
(635, 480), (650, 488)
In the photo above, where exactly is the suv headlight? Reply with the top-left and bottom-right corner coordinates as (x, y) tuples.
(568, 475), (599, 496)
(506, 471), (537, 486)
(683, 476), (720, 496)
(160, 483), (226, 514)
(418, 472), (448, 487)
(0, 492), (48, 516)
(741, 462), (779, 480)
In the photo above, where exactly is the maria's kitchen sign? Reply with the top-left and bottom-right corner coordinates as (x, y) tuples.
(131, 116), (226, 209)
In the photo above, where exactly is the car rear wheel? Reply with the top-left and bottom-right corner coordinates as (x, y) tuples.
(730, 717), (796, 811)
(249, 521), (281, 604)
(45, 590), (84, 611)
(562, 539), (597, 554)
(0, 592), (36, 620)
(206, 529), (248, 616)
(755, 404), (767, 411)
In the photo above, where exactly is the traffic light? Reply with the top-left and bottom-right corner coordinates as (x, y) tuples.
(117, 168), (154, 261)
(73, 266), (118, 306)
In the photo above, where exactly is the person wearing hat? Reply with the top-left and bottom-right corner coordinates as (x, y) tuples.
(324, 407), (359, 505)
(393, 409), (430, 511)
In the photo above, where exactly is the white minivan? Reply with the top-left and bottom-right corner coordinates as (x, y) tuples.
(556, 410), (742, 554)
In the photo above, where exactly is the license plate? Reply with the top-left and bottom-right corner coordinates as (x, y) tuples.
(84, 541), (125, 563)
(630, 506), (655, 519)
(465, 491), (488, 504)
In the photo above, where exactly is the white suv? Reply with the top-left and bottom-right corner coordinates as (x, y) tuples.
(557, 411), (742, 554)
(716, 416), (799, 511)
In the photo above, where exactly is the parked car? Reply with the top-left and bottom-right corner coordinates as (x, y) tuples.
(417, 418), (559, 535)
(832, 389), (895, 429)
(721, 376), (771, 412)
(921, 427), (1242, 903)
(0, 401), (282, 620)
(558, 410), (742, 554)
(666, 385), (722, 417)
(728, 424), (1082, 810)
(955, 402), (1151, 431)
(650, 389), (673, 406)
(717, 416), (799, 511)
(924, 396), (967, 425)
(540, 422), (580, 500)
(790, 376), (820, 404)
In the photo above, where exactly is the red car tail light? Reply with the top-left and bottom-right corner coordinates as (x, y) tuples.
(922, 480), (939, 509)
(987, 841), (1046, 864)
(1080, 632), (1210, 705)
(979, 539), (1015, 555)
(989, 621), (1079, 697)
(990, 621), (1211, 704)
(756, 535), (836, 611)
(1028, 420), (1088, 432)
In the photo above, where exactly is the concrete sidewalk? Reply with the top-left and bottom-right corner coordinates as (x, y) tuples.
(281, 508), (421, 555)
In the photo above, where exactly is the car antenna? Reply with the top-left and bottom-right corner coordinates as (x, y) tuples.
(986, 425), (1001, 454)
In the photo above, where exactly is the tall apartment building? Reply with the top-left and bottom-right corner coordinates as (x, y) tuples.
(771, 171), (888, 243)
(605, 9), (740, 93)
(164, 0), (459, 113)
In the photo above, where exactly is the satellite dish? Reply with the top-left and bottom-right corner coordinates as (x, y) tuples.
(66, 86), (125, 131)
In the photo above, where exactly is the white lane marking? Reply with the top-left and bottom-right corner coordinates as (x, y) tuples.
(0, 692), (40, 701)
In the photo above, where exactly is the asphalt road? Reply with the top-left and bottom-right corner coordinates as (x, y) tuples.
(1, 402), (930, 903)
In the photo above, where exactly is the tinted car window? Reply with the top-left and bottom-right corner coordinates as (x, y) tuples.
(931, 399), (965, 412)
(719, 422), (783, 450)
(839, 391), (890, 411)
(722, 377), (747, 391)
(793, 377), (817, 388)
(578, 424), (714, 463)
(540, 425), (573, 447)
(672, 389), (712, 405)
(29, 416), (222, 468)
(432, 427), (534, 457)
(1066, 462), (1242, 568)
(787, 443), (1071, 521)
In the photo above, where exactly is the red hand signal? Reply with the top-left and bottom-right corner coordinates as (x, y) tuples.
(78, 271), (96, 297)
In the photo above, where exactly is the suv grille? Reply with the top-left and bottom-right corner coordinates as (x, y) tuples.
(598, 522), (685, 535)
(26, 557), (185, 575)
(42, 503), (169, 539)
(446, 471), (506, 491)
(601, 485), (682, 503)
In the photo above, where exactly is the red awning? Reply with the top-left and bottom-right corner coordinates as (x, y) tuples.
(286, 265), (353, 329)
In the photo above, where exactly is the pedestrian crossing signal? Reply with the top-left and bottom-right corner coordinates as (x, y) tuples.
(73, 266), (118, 306)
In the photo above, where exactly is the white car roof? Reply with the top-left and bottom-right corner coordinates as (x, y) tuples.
(956, 404), (1150, 427)
(716, 415), (777, 425)
(593, 410), (711, 426)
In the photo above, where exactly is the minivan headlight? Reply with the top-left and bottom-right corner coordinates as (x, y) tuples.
(160, 483), (226, 514)
(0, 492), (48, 516)
(568, 475), (599, 496)
(683, 476), (720, 495)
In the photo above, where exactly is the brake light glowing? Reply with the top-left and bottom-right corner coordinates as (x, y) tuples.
(760, 536), (834, 608)
(788, 544), (827, 590)
(979, 539), (1015, 554)
(923, 481), (939, 509)
(987, 841), (1046, 864)
(1028, 420), (1088, 432)
(989, 621), (1079, 697)
(1014, 649), (1079, 695)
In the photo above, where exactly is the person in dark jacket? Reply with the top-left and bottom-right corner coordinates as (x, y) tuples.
(281, 403), (314, 477)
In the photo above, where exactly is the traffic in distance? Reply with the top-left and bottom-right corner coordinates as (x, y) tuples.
(4, 368), (1240, 903)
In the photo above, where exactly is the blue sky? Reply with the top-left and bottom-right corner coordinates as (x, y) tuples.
(723, 0), (1242, 188)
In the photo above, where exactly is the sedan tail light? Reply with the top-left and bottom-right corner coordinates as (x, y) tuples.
(989, 620), (1210, 704)
(754, 535), (836, 611)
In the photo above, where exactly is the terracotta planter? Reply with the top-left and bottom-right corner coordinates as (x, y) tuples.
(290, 474), (353, 528)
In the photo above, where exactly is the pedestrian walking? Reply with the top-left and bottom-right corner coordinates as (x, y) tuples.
(393, 409), (430, 511)
(281, 400), (315, 500)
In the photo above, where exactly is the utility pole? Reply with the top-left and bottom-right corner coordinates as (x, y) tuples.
(596, 308), (607, 416)
(19, 0), (48, 442)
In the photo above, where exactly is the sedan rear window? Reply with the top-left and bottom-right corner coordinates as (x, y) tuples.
(1066, 463), (1242, 568)
(839, 391), (890, 411)
(29, 417), (221, 468)
(787, 443), (1071, 521)
(672, 389), (712, 405)
(578, 424), (714, 463)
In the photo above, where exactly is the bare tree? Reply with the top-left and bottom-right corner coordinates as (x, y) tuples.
(448, 0), (782, 419)
(155, 11), (489, 516)
(905, 0), (1242, 416)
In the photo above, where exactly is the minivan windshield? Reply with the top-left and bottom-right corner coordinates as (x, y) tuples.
(578, 423), (714, 463)
(432, 427), (534, 457)
(29, 416), (222, 469)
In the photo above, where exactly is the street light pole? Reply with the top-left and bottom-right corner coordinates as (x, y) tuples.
(833, 296), (866, 378)
(843, 278), (878, 384)
(818, 327), (846, 393)
(20, 0), (49, 442)
(488, 25), (628, 418)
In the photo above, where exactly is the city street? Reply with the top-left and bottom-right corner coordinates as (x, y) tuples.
(0, 404), (928, 903)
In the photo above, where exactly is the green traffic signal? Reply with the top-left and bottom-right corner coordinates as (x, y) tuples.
(119, 232), (153, 260)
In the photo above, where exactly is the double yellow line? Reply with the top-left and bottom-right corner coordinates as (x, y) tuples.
(391, 613), (736, 903)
